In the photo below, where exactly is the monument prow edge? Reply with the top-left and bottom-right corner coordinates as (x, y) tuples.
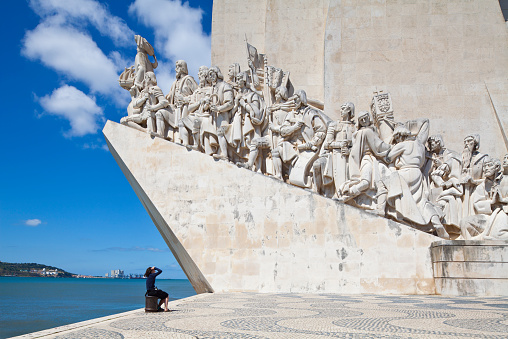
(104, 121), (213, 294)
(104, 120), (440, 294)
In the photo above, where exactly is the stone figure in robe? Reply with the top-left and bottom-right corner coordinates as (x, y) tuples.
(426, 135), (463, 237)
(133, 35), (158, 90)
(340, 111), (391, 211)
(208, 66), (235, 161)
(280, 90), (327, 188)
(460, 157), (508, 240)
(186, 66), (217, 154)
(120, 72), (170, 137)
(267, 86), (293, 180)
(380, 121), (449, 239)
(234, 72), (268, 171)
(165, 60), (198, 142)
(461, 134), (488, 217)
(314, 102), (356, 198)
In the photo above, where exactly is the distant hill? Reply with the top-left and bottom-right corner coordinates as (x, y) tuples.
(0, 261), (74, 277)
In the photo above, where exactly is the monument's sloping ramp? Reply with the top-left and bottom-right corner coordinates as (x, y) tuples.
(104, 121), (438, 294)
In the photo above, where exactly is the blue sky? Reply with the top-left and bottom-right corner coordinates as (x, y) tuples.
(0, 0), (213, 279)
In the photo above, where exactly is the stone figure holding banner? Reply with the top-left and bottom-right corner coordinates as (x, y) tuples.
(234, 72), (268, 171)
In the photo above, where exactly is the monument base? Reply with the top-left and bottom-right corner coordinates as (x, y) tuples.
(431, 240), (508, 296)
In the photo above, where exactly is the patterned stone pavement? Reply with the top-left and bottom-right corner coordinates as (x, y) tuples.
(14, 293), (508, 339)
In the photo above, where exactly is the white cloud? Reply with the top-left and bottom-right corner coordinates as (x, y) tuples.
(39, 85), (104, 137)
(29, 0), (134, 47)
(109, 51), (133, 73)
(129, 0), (211, 78)
(25, 219), (43, 227)
(22, 23), (122, 96)
(83, 142), (109, 151)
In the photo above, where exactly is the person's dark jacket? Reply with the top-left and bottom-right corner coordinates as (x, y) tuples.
(146, 267), (162, 291)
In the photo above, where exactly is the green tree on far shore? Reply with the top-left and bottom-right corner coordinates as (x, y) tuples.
(0, 261), (74, 277)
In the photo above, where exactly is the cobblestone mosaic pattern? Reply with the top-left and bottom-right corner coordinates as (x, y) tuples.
(21, 293), (508, 339)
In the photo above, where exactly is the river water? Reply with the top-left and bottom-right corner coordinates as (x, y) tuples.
(0, 276), (195, 338)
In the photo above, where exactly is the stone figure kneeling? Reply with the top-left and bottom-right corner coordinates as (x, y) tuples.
(460, 157), (508, 240)
(121, 72), (170, 137)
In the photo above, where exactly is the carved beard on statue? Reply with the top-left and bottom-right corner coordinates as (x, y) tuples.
(462, 144), (474, 169)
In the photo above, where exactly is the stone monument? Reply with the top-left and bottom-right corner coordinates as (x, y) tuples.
(105, 1), (508, 296)
(211, 0), (508, 159)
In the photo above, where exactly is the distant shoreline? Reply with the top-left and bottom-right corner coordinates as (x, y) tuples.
(0, 275), (145, 279)
(0, 261), (150, 279)
(0, 276), (183, 280)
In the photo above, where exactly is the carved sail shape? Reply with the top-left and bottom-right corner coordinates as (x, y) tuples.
(104, 120), (439, 294)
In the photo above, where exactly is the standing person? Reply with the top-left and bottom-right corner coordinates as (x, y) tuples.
(144, 266), (169, 312)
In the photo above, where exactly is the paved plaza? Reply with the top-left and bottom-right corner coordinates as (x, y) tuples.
(15, 292), (508, 338)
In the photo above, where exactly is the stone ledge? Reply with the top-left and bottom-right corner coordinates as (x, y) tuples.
(431, 240), (508, 295)
(435, 278), (508, 296)
(431, 243), (508, 263)
(433, 262), (508, 279)
(431, 240), (508, 247)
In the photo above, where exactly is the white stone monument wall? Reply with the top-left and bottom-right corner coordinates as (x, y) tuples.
(104, 121), (439, 294)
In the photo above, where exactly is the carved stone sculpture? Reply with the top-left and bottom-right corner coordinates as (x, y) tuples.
(267, 86), (293, 180)
(115, 36), (508, 241)
(425, 135), (463, 237)
(380, 121), (450, 239)
(315, 102), (356, 198)
(120, 72), (169, 137)
(280, 90), (327, 188)
(120, 84), (153, 132)
(209, 66), (235, 161)
(234, 72), (268, 171)
(499, 154), (508, 202)
(133, 35), (158, 90)
(461, 134), (488, 217)
(371, 92), (395, 144)
(227, 63), (241, 88)
(165, 60), (198, 143)
(340, 111), (391, 210)
(186, 66), (217, 155)
(460, 157), (508, 240)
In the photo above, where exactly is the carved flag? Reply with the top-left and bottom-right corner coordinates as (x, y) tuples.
(246, 42), (260, 69)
